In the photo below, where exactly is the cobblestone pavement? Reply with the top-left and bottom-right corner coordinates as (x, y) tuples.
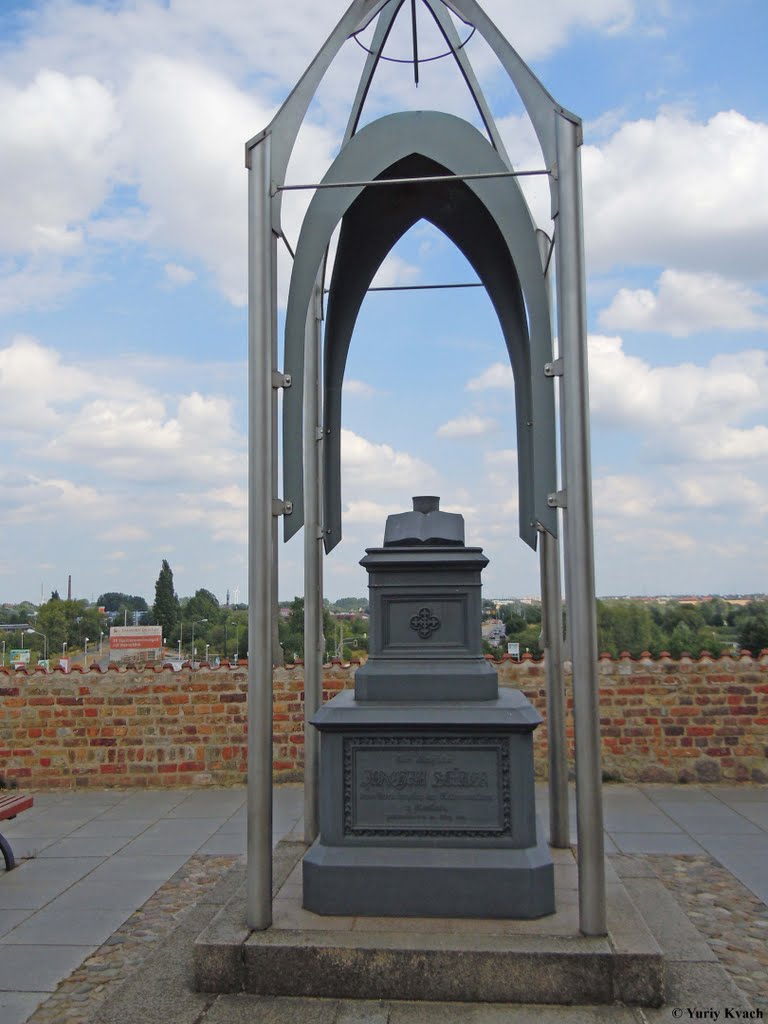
(646, 854), (768, 1004)
(20, 850), (768, 1023)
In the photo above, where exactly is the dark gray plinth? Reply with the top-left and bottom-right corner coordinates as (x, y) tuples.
(303, 833), (555, 918)
(305, 688), (553, 917)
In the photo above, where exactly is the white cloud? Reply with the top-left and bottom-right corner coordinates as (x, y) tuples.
(436, 414), (498, 438)
(164, 263), (197, 287)
(371, 254), (420, 289)
(340, 428), (437, 490)
(0, 476), (110, 526)
(344, 499), (405, 526)
(0, 69), (119, 255)
(593, 475), (658, 518)
(599, 270), (768, 335)
(118, 55), (269, 306)
(42, 390), (243, 483)
(0, 335), (99, 434)
(588, 335), (768, 446)
(583, 110), (768, 277)
(466, 363), (514, 392)
(464, 0), (637, 63)
(344, 379), (376, 398)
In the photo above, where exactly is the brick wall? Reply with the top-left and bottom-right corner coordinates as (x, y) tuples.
(1, 652), (767, 789)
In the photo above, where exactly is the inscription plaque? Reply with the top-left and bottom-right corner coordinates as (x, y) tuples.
(343, 735), (512, 837)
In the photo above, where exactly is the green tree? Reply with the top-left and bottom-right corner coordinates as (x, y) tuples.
(152, 560), (180, 638)
(736, 604), (768, 654)
(185, 588), (221, 623)
(35, 599), (108, 658)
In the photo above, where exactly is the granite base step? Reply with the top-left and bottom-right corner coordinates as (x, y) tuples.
(193, 840), (664, 1007)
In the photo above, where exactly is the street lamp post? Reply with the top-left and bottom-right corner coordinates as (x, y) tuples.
(84, 637), (90, 669)
(205, 643), (210, 664)
(225, 620), (233, 660)
(25, 628), (49, 661)
(1, 640), (5, 667)
(234, 622), (240, 662)
(191, 619), (208, 665)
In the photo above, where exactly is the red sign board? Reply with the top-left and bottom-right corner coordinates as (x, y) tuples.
(109, 626), (162, 650)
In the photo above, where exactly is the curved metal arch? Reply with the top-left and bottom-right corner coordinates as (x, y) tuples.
(321, 152), (538, 552)
(245, 0), (570, 231)
(281, 110), (557, 544)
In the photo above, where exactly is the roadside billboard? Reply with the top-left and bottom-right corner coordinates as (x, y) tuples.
(109, 626), (163, 651)
(10, 649), (30, 668)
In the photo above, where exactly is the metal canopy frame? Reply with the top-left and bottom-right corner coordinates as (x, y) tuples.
(246, 0), (605, 937)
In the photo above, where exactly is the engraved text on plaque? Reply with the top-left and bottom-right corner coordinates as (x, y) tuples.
(343, 735), (511, 837)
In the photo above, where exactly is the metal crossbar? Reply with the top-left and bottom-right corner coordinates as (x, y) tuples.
(275, 167), (550, 193)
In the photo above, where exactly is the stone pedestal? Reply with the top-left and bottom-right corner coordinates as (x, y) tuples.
(302, 497), (555, 919)
(303, 690), (554, 918)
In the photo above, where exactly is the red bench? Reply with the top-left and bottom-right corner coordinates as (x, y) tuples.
(0, 792), (34, 870)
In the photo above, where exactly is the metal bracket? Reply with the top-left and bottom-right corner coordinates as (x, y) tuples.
(272, 499), (294, 517)
(315, 427), (324, 441)
(544, 358), (563, 378)
(272, 371), (292, 389)
(547, 490), (567, 509)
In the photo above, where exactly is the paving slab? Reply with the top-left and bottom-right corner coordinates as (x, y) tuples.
(0, 908), (33, 938)
(1, 905), (134, 946)
(650, 806), (762, 836)
(36, 835), (132, 858)
(70, 818), (155, 838)
(45, 877), (166, 910)
(0, 992), (47, 1024)
(693, 834), (768, 904)
(0, 855), (105, 886)
(725, 802), (768, 829)
(0, 836), (58, 859)
(0, 880), (79, 911)
(0, 943), (99, 991)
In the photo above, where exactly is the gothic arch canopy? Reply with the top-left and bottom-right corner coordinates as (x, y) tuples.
(321, 151), (536, 552)
(281, 110), (557, 548)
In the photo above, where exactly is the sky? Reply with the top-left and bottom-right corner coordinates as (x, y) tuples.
(0, 0), (766, 607)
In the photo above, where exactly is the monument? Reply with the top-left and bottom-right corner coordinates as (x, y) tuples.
(303, 497), (555, 918)
(244, 0), (607, 938)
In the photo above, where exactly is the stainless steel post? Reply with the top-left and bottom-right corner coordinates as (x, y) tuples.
(246, 133), (275, 930)
(538, 527), (569, 848)
(554, 112), (606, 936)
(303, 280), (324, 844)
(536, 230), (569, 851)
